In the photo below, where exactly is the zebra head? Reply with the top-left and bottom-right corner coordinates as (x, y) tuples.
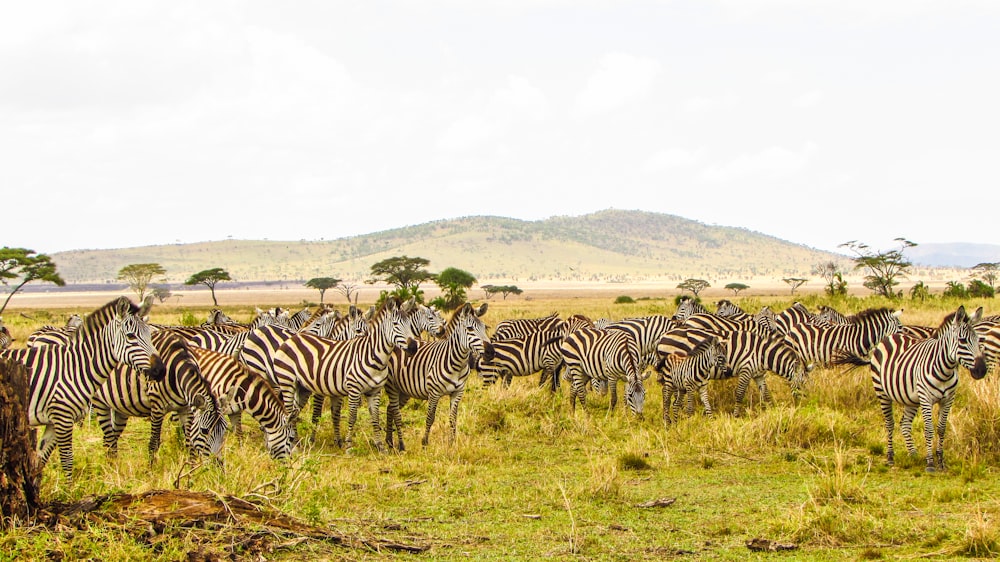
(672, 296), (706, 322)
(411, 304), (447, 340)
(449, 303), (495, 362)
(945, 305), (988, 380)
(267, 413), (294, 459)
(106, 297), (166, 380)
(625, 370), (651, 418)
(379, 297), (418, 355)
(187, 389), (231, 458)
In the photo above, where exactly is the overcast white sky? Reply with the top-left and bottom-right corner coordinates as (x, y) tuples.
(3, 1), (998, 256)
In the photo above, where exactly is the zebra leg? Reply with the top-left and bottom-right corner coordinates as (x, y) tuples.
(310, 394), (325, 426)
(899, 406), (918, 459)
(93, 403), (120, 458)
(936, 397), (955, 471)
(697, 382), (713, 418)
(447, 389), (465, 445)
(503, 372), (513, 387)
(389, 394), (407, 452)
(148, 408), (166, 464)
(661, 380), (676, 425)
(756, 376), (772, 407)
(568, 368), (585, 411)
(229, 413), (244, 442)
(608, 376), (618, 410)
(734, 373), (752, 417)
(422, 393), (443, 447)
(365, 390), (386, 453)
(879, 397), (896, 466)
(920, 400), (937, 472)
(53, 415), (76, 480)
(328, 396), (344, 448)
(344, 393), (362, 450)
(37, 425), (58, 471)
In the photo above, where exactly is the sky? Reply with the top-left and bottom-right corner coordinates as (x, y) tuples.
(3, 0), (999, 256)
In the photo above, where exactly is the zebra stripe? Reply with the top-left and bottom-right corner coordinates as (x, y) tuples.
(493, 312), (563, 340)
(560, 327), (648, 417)
(478, 330), (564, 388)
(0, 318), (12, 350)
(660, 336), (728, 424)
(187, 345), (292, 459)
(773, 302), (818, 336)
(91, 330), (228, 462)
(682, 312), (770, 337)
(384, 303), (493, 451)
(657, 327), (807, 417)
(0, 297), (165, 480)
(272, 297), (416, 451)
(836, 306), (987, 471)
(784, 307), (903, 368)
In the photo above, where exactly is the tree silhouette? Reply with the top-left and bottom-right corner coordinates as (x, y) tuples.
(305, 277), (341, 304)
(434, 267), (477, 310)
(724, 282), (749, 296)
(369, 255), (435, 302)
(185, 268), (233, 306)
(972, 262), (999, 292)
(677, 279), (710, 297)
(782, 278), (807, 295)
(0, 247), (65, 314)
(840, 238), (916, 299)
(117, 263), (165, 303)
(482, 285), (523, 300)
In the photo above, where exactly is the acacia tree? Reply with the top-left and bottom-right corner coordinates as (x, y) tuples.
(305, 277), (341, 304)
(783, 278), (807, 295)
(0, 247), (66, 314)
(813, 261), (847, 296)
(482, 284), (523, 300)
(840, 238), (916, 299)
(185, 268), (232, 306)
(724, 282), (749, 296)
(677, 278), (710, 297)
(434, 267), (477, 310)
(117, 263), (166, 303)
(368, 255), (435, 303)
(972, 262), (999, 292)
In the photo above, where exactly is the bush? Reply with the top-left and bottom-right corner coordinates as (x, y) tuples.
(614, 295), (635, 304)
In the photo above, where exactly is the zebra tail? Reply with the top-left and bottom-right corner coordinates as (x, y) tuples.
(830, 350), (869, 370)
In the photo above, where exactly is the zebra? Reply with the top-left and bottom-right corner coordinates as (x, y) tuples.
(90, 330), (229, 462)
(560, 326), (648, 417)
(0, 297), (165, 479)
(815, 305), (851, 325)
(492, 312), (563, 340)
(187, 345), (293, 459)
(716, 300), (778, 333)
(773, 302), (819, 336)
(834, 306), (987, 471)
(682, 312), (771, 337)
(784, 307), (903, 368)
(657, 327), (808, 416)
(973, 320), (1000, 371)
(659, 335), (728, 424)
(672, 296), (710, 321)
(271, 297), (417, 451)
(477, 329), (564, 388)
(384, 303), (493, 451)
(164, 309), (286, 359)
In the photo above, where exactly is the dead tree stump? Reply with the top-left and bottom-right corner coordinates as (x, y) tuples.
(0, 358), (39, 527)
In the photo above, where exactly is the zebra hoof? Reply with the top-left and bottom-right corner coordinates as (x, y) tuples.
(925, 465), (937, 473)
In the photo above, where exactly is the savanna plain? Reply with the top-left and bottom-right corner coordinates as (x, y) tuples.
(2, 287), (1000, 561)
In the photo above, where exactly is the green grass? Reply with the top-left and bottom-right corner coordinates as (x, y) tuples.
(4, 296), (1000, 560)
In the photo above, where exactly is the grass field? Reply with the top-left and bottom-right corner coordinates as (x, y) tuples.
(2, 293), (1000, 561)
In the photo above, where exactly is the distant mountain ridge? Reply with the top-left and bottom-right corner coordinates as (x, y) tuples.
(906, 243), (1000, 268)
(49, 210), (859, 284)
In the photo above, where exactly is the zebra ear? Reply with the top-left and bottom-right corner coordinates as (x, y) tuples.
(893, 309), (904, 318)
(191, 394), (207, 410)
(365, 306), (375, 320)
(971, 306), (984, 324)
(475, 303), (488, 317)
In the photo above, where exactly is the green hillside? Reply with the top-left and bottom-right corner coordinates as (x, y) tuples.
(50, 210), (846, 284)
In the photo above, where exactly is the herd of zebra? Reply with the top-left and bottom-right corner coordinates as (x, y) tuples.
(0, 294), (997, 480)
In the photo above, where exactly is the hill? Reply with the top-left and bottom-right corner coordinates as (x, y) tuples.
(906, 243), (1000, 268)
(51, 210), (847, 285)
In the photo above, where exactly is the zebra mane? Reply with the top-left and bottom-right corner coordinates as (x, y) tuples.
(371, 296), (402, 326)
(73, 296), (140, 340)
(445, 303), (477, 332)
(848, 307), (894, 324)
(567, 313), (592, 324)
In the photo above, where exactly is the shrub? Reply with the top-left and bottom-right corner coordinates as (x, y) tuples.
(614, 295), (635, 304)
